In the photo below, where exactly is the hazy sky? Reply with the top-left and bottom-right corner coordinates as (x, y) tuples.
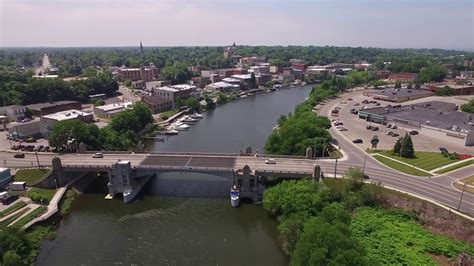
(1, 0), (473, 49)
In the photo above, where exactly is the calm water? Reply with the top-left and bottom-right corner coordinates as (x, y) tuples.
(36, 86), (313, 266)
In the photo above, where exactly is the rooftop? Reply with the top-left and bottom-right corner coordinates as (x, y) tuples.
(42, 109), (90, 121)
(142, 95), (172, 105)
(26, 101), (79, 111)
(371, 88), (433, 99)
(155, 84), (196, 92)
(95, 102), (133, 112)
(361, 101), (473, 131)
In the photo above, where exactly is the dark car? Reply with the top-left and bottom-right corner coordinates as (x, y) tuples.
(439, 147), (448, 153)
(366, 125), (373, 130)
(371, 127), (379, 131)
(409, 130), (419, 135)
(392, 133), (400, 137)
(352, 139), (363, 144)
(44, 146), (50, 152)
(14, 153), (25, 158)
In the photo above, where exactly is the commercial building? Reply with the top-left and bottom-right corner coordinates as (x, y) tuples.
(8, 109), (93, 140)
(41, 110), (93, 132)
(152, 84), (196, 108)
(0, 168), (12, 189)
(369, 88), (433, 103)
(358, 101), (474, 146)
(141, 95), (173, 113)
(190, 76), (211, 88)
(426, 83), (474, 95)
(0, 105), (26, 122)
(388, 73), (418, 82)
(205, 82), (240, 92)
(118, 65), (159, 82)
(145, 80), (172, 92)
(26, 101), (81, 116)
(94, 102), (133, 118)
(239, 57), (266, 66)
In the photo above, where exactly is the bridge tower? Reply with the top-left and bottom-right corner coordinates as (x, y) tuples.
(306, 147), (313, 159)
(235, 164), (259, 202)
(108, 160), (152, 203)
(312, 163), (322, 182)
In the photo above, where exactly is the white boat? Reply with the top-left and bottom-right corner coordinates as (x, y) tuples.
(230, 185), (240, 208)
(182, 117), (199, 124)
(175, 124), (190, 131)
(190, 113), (204, 119)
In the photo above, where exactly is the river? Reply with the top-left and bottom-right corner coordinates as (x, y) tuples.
(36, 85), (313, 265)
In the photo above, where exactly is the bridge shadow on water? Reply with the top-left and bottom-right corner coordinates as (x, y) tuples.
(138, 172), (232, 199)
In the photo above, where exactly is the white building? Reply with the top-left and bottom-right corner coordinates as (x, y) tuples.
(153, 84), (197, 108)
(94, 102), (133, 118)
(205, 82), (240, 92)
(0, 105), (26, 122)
(41, 109), (93, 132)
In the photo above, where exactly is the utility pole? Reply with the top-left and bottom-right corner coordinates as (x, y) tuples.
(457, 183), (467, 211)
(333, 158), (338, 178)
(362, 155), (367, 174)
(35, 151), (41, 169)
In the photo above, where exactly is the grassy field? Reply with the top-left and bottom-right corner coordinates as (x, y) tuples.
(12, 206), (47, 228)
(373, 155), (432, 177)
(435, 160), (474, 174)
(0, 201), (27, 218)
(159, 109), (178, 120)
(12, 188), (56, 204)
(453, 175), (474, 195)
(14, 169), (50, 186)
(377, 151), (458, 171)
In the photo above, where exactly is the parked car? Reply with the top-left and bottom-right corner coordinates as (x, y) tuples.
(44, 146), (50, 152)
(92, 152), (104, 158)
(265, 158), (276, 164)
(371, 127), (379, 131)
(2, 194), (19, 205)
(353, 103), (360, 106)
(409, 130), (419, 135)
(336, 126), (348, 131)
(14, 153), (25, 158)
(362, 100), (369, 104)
(366, 125), (373, 130)
(391, 125), (398, 129)
(392, 133), (400, 137)
(385, 131), (393, 136)
(352, 139), (363, 144)
(439, 147), (448, 153)
(347, 98), (353, 101)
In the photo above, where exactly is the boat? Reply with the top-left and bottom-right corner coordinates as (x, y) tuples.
(182, 116), (199, 124)
(190, 113), (204, 119)
(164, 130), (179, 135)
(175, 124), (190, 131)
(230, 185), (240, 208)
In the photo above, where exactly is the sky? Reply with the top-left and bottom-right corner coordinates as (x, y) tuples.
(1, 0), (473, 50)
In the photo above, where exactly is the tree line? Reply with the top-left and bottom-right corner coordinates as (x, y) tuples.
(0, 68), (119, 106)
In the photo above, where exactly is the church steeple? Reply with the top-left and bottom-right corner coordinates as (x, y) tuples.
(140, 41), (144, 53)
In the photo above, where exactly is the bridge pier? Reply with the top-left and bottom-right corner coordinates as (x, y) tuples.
(234, 165), (260, 202)
(107, 160), (152, 203)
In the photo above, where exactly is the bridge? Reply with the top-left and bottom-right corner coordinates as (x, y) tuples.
(1, 146), (473, 216)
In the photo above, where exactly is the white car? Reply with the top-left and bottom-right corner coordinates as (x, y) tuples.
(92, 152), (104, 158)
(265, 158), (276, 164)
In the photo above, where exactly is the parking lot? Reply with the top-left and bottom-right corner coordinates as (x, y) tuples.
(318, 91), (474, 154)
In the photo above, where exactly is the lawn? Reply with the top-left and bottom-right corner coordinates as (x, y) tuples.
(372, 155), (432, 177)
(435, 160), (474, 175)
(159, 109), (178, 120)
(0, 207), (30, 226)
(377, 151), (458, 171)
(13, 188), (56, 204)
(0, 201), (27, 218)
(14, 169), (51, 186)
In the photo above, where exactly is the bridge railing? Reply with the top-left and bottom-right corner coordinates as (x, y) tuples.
(256, 170), (313, 176)
(137, 165), (234, 172)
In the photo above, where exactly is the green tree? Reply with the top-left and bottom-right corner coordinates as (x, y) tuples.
(2, 250), (21, 266)
(185, 97), (200, 112)
(393, 137), (402, 155)
(160, 63), (192, 85)
(401, 133), (415, 158)
(461, 99), (474, 113)
(435, 86), (454, 96)
(394, 81), (402, 88)
(291, 203), (367, 266)
(370, 135), (379, 150)
(175, 97), (184, 109)
(417, 64), (447, 83)
(48, 120), (100, 151)
(205, 97), (216, 110)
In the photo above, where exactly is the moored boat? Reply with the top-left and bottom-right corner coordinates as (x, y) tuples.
(230, 185), (240, 207)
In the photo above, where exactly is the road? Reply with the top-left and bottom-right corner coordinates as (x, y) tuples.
(118, 85), (141, 103)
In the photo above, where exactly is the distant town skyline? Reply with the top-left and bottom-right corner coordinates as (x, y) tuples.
(1, 0), (473, 50)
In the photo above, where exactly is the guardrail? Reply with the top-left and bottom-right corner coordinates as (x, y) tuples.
(137, 165), (234, 172)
